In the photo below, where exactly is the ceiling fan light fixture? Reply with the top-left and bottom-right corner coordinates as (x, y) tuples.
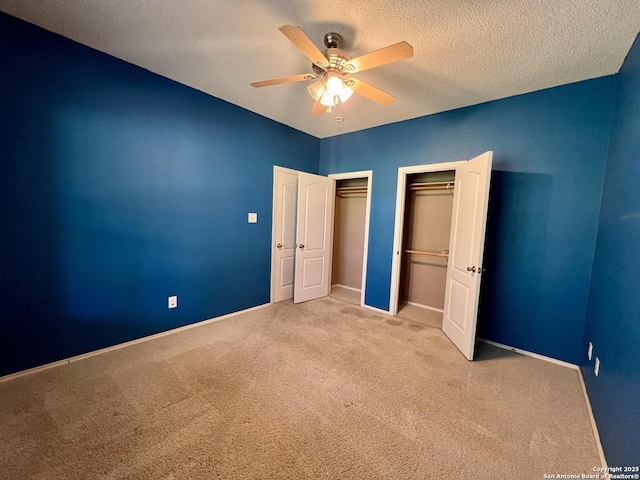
(315, 73), (353, 108)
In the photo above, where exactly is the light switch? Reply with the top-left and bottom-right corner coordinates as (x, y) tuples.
(248, 213), (258, 223)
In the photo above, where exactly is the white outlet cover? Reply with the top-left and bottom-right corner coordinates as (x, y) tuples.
(168, 296), (178, 309)
(588, 342), (593, 360)
(248, 213), (257, 223)
(594, 357), (600, 376)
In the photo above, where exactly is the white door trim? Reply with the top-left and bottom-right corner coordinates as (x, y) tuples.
(329, 170), (373, 307)
(389, 161), (466, 315)
(271, 165), (304, 304)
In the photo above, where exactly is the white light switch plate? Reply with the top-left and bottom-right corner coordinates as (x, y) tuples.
(588, 342), (593, 360)
(594, 357), (600, 376)
(248, 213), (257, 223)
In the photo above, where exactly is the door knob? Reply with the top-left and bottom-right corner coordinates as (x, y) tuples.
(276, 243), (283, 249)
(298, 244), (305, 249)
(467, 266), (476, 273)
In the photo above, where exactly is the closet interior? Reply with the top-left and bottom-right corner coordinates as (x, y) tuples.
(331, 177), (368, 305)
(398, 170), (455, 326)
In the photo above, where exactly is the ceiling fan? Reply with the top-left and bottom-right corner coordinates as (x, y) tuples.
(251, 25), (413, 114)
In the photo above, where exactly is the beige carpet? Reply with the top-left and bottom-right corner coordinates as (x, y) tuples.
(0, 297), (601, 479)
(397, 302), (443, 329)
(330, 285), (361, 305)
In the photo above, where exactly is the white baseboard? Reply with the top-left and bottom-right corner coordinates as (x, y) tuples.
(477, 338), (578, 370)
(331, 284), (361, 293)
(401, 300), (444, 313)
(0, 359), (69, 384)
(577, 369), (608, 469)
(0, 303), (271, 383)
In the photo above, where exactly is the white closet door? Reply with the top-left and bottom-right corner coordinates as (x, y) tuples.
(273, 169), (299, 303)
(442, 151), (493, 360)
(294, 172), (335, 303)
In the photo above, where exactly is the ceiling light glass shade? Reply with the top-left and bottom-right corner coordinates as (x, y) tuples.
(325, 74), (344, 97)
(307, 81), (325, 101)
(339, 86), (354, 103)
(320, 92), (339, 107)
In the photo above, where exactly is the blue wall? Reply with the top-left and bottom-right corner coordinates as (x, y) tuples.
(0, 12), (319, 376)
(320, 78), (617, 364)
(583, 33), (640, 466)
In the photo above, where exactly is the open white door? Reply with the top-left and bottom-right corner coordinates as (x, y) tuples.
(272, 168), (299, 303)
(294, 172), (335, 303)
(442, 151), (493, 360)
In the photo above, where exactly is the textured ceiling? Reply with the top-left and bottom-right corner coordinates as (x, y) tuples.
(1, 0), (639, 138)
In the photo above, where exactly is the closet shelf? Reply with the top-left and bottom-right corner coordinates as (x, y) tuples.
(404, 249), (449, 258)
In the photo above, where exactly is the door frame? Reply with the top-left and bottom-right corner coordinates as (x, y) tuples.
(270, 165), (304, 304)
(389, 161), (465, 315)
(328, 170), (373, 307)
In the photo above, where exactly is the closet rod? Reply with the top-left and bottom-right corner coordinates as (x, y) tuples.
(404, 249), (449, 258)
(336, 186), (368, 197)
(408, 182), (454, 191)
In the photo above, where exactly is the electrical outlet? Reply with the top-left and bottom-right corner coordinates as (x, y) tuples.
(168, 296), (178, 309)
(594, 357), (600, 376)
(248, 213), (257, 223)
(588, 342), (593, 361)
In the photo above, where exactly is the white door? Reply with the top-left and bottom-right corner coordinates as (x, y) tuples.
(294, 172), (335, 303)
(442, 151), (493, 360)
(272, 168), (299, 302)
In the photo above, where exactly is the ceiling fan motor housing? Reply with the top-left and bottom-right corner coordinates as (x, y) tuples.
(312, 46), (352, 76)
(324, 32), (343, 49)
(325, 48), (351, 71)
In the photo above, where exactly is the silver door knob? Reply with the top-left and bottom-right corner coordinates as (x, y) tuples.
(467, 266), (476, 273)
(276, 243), (283, 249)
(298, 244), (305, 249)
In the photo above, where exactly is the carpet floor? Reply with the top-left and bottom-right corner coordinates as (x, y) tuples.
(330, 286), (361, 305)
(0, 296), (601, 479)
(397, 302), (443, 330)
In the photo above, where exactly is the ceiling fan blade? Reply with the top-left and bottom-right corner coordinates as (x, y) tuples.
(346, 78), (396, 106)
(251, 74), (316, 88)
(312, 100), (326, 115)
(279, 25), (330, 69)
(343, 41), (413, 73)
